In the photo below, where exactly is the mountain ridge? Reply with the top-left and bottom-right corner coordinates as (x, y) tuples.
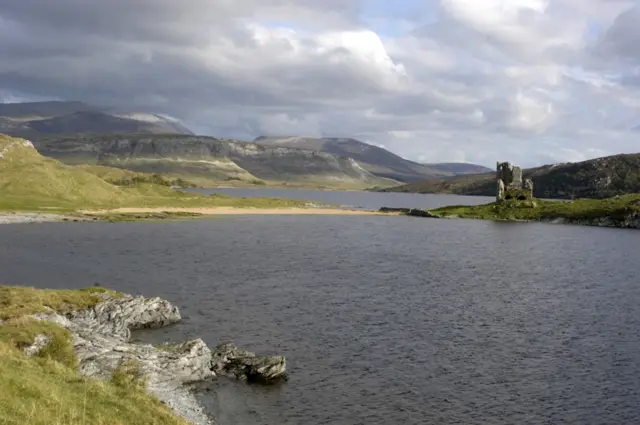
(0, 101), (193, 136)
(254, 135), (489, 182)
(31, 133), (397, 189)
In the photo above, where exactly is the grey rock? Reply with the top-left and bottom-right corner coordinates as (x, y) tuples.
(23, 334), (52, 356)
(211, 343), (287, 383)
(379, 207), (411, 213)
(407, 208), (439, 218)
(497, 178), (505, 202)
(67, 294), (181, 340)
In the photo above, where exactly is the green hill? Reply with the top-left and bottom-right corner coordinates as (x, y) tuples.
(381, 153), (640, 199)
(0, 135), (129, 210)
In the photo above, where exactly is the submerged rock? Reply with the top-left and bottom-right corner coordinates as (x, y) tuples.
(211, 343), (287, 383)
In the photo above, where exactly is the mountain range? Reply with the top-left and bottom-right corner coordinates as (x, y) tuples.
(0, 101), (193, 137)
(0, 101), (491, 188)
(253, 136), (491, 182)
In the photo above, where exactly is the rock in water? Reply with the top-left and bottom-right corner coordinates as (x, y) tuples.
(211, 343), (287, 383)
(30, 292), (288, 423)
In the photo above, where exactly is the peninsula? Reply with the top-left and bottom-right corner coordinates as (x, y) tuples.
(0, 134), (390, 223)
(382, 161), (640, 229)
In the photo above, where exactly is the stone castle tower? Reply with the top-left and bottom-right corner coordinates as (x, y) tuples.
(496, 162), (533, 202)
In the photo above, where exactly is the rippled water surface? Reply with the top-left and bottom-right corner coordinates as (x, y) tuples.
(2, 192), (640, 425)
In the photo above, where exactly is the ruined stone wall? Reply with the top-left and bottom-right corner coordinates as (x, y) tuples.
(496, 161), (533, 202)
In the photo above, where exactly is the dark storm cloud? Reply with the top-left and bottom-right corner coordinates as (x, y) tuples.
(1, 0), (640, 166)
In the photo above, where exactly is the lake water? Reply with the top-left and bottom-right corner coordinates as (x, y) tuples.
(188, 187), (495, 210)
(2, 191), (640, 425)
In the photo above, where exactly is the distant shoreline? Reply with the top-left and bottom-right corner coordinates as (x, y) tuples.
(0, 207), (399, 224)
(80, 207), (396, 216)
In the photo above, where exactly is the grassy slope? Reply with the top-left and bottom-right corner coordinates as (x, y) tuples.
(0, 134), (310, 212)
(429, 195), (640, 224)
(0, 285), (190, 425)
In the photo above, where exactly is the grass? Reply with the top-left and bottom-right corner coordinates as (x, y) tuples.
(76, 165), (198, 189)
(0, 285), (121, 320)
(0, 285), (190, 425)
(428, 194), (640, 224)
(0, 134), (315, 213)
(83, 211), (206, 222)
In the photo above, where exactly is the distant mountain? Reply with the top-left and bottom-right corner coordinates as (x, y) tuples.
(0, 101), (193, 136)
(32, 134), (397, 189)
(254, 136), (454, 183)
(0, 101), (96, 118)
(381, 153), (640, 199)
(422, 162), (492, 175)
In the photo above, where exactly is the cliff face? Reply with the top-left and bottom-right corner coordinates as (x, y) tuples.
(33, 134), (389, 186)
(254, 136), (454, 182)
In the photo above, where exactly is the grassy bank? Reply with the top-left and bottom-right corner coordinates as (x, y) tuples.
(423, 195), (640, 225)
(0, 285), (189, 425)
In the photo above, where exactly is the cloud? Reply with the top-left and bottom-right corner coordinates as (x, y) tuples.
(1, 0), (640, 167)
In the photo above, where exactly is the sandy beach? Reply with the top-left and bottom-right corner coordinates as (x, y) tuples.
(80, 207), (394, 216)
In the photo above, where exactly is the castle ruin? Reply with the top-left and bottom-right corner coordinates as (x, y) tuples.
(496, 162), (533, 202)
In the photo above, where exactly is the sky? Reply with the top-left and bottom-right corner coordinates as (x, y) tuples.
(1, 0), (640, 167)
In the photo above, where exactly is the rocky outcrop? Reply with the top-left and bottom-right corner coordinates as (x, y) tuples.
(31, 293), (287, 425)
(23, 334), (52, 356)
(407, 208), (440, 218)
(211, 343), (287, 383)
(0, 138), (34, 159)
(379, 207), (411, 214)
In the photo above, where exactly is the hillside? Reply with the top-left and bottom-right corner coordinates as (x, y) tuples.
(0, 134), (129, 209)
(381, 153), (640, 199)
(254, 136), (456, 182)
(32, 134), (397, 189)
(0, 101), (193, 136)
(422, 162), (492, 175)
(0, 134), (308, 211)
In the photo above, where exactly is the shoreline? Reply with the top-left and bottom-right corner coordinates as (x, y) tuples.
(0, 207), (400, 224)
(0, 212), (89, 224)
(396, 207), (640, 230)
(79, 207), (396, 216)
(1, 287), (287, 425)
